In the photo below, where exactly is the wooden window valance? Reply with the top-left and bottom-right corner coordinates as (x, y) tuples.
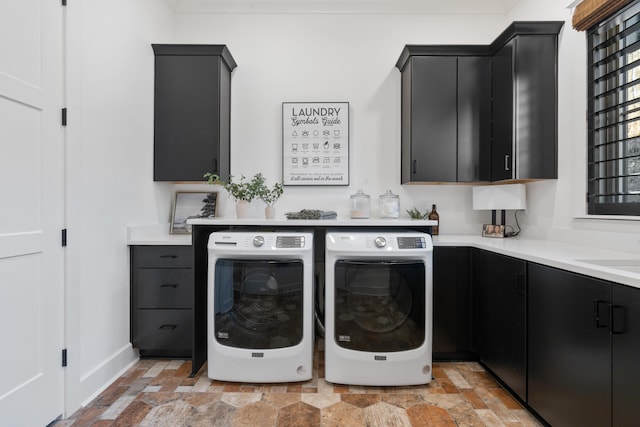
(572, 0), (634, 30)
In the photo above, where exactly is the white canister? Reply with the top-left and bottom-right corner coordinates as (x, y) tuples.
(378, 190), (400, 219)
(350, 190), (370, 219)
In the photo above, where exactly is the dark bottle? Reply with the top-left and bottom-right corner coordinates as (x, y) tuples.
(428, 204), (439, 235)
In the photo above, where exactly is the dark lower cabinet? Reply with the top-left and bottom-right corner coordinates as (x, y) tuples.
(130, 245), (194, 358)
(472, 249), (527, 401)
(432, 247), (472, 359)
(528, 263), (612, 427)
(611, 282), (640, 427)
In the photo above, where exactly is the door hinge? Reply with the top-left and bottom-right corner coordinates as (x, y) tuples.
(62, 349), (67, 367)
(61, 229), (67, 247)
(61, 108), (67, 126)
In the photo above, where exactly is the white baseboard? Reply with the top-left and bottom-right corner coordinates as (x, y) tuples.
(80, 343), (139, 406)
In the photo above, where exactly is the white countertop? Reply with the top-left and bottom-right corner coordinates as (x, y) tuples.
(127, 222), (640, 289)
(187, 217), (438, 227)
(127, 223), (192, 246)
(434, 235), (640, 289)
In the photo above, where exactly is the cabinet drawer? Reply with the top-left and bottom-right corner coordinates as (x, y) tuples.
(133, 246), (192, 268)
(133, 309), (192, 353)
(134, 269), (193, 309)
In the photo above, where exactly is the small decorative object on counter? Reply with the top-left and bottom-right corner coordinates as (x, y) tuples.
(285, 209), (337, 219)
(204, 172), (264, 219)
(350, 190), (370, 219)
(406, 207), (428, 219)
(379, 190), (400, 219)
(428, 204), (440, 235)
(257, 176), (284, 219)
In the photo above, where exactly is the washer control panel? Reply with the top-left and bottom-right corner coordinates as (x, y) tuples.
(276, 236), (306, 248)
(397, 236), (427, 249)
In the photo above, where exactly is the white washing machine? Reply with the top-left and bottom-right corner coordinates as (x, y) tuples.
(207, 230), (314, 382)
(324, 230), (433, 386)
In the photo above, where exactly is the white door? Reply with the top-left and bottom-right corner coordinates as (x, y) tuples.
(0, 0), (65, 425)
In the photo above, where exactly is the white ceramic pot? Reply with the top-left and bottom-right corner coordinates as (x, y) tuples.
(235, 200), (250, 218)
(265, 205), (276, 219)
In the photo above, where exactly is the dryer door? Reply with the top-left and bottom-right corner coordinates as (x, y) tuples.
(213, 258), (304, 349)
(333, 260), (426, 352)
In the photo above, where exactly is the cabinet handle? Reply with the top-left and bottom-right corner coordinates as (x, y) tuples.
(611, 305), (626, 334)
(504, 154), (510, 171)
(159, 324), (177, 330)
(159, 255), (178, 259)
(515, 273), (526, 295)
(594, 299), (609, 328)
(413, 160), (417, 174)
(160, 283), (179, 289)
(212, 157), (218, 174)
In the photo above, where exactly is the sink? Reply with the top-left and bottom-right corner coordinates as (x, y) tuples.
(575, 259), (640, 274)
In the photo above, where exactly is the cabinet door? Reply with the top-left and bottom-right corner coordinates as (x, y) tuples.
(407, 56), (457, 182)
(432, 247), (472, 359)
(491, 40), (514, 181)
(472, 249), (526, 400)
(612, 283), (640, 427)
(458, 57), (491, 182)
(154, 54), (226, 181)
(514, 35), (558, 180)
(528, 263), (611, 427)
(491, 35), (558, 181)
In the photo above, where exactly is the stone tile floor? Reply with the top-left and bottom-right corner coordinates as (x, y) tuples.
(52, 339), (542, 426)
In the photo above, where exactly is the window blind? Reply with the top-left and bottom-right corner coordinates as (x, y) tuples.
(588, 0), (640, 214)
(574, 0), (634, 31)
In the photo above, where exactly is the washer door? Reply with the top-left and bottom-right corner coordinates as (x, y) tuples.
(334, 260), (425, 352)
(213, 259), (304, 349)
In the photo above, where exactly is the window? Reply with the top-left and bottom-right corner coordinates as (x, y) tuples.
(588, 0), (640, 215)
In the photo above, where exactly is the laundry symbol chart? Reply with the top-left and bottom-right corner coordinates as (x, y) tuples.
(282, 102), (349, 186)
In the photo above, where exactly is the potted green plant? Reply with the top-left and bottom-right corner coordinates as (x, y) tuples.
(204, 172), (264, 218)
(257, 175), (284, 219)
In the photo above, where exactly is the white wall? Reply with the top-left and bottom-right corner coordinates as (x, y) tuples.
(65, 0), (174, 411)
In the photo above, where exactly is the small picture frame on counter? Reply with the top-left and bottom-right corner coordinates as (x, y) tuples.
(170, 191), (218, 234)
(482, 224), (505, 238)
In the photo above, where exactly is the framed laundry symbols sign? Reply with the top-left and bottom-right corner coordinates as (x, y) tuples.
(282, 102), (349, 186)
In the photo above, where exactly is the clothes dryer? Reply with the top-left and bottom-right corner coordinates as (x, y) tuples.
(324, 230), (433, 386)
(207, 231), (314, 382)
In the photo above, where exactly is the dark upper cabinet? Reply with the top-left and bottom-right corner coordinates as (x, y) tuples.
(491, 30), (560, 181)
(152, 44), (236, 182)
(472, 249), (527, 401)
(458, 56), (492, 182)
(398, 50), (490, 183)
(396, 21), (563, 184)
